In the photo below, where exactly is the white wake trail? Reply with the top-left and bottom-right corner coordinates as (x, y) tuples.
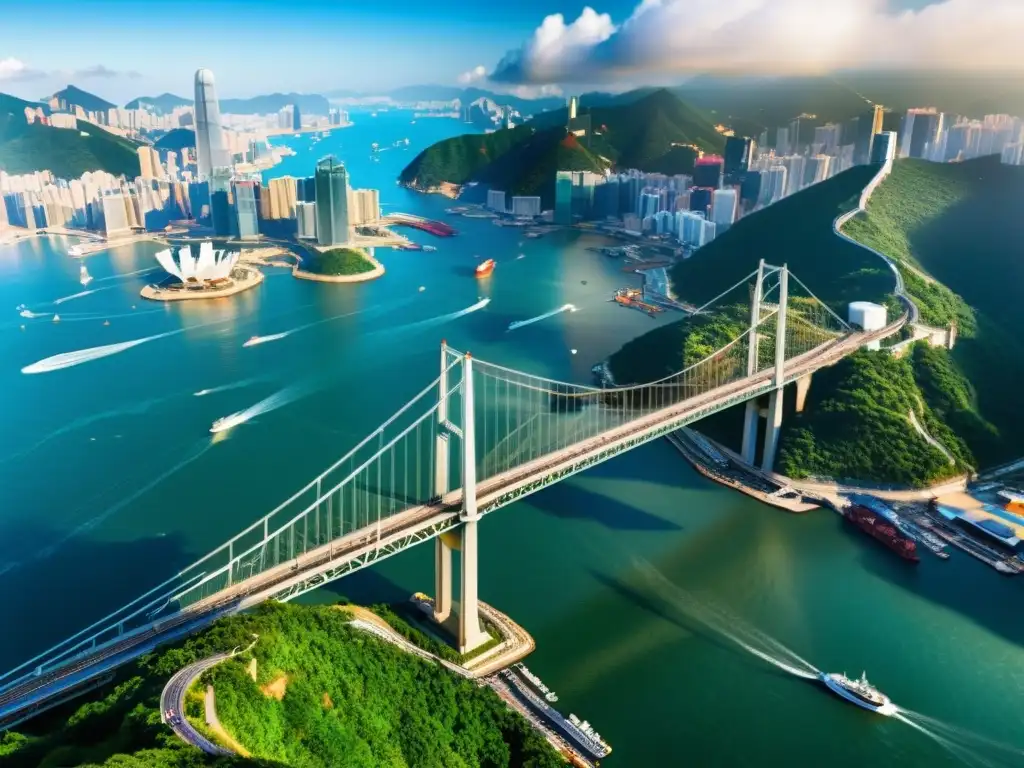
(95, 266), (161, 282)
(507, 303), (577, 331)
(194, 377), (263, 397)
(21, 331), (177, 374)
(52, 286), (114, 304)
(241, 296), (418, 348)
(209, 384), (308, 433)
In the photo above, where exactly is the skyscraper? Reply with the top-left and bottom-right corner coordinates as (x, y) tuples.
(292, 103), (302, 132)
(711, 189), (738, 230)
(554, 171), (573, 225)
(315, 155), (351, 246)
(232, 180), (259, 240)
(723, 137), (754, 180)
(909, 111), (943, 159)
(870, 131), (898, 164)
(193, 69), (230, 179)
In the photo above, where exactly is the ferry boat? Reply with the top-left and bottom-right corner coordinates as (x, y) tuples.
(820, 672), (896, 716)
(475, 258), (495, 278)
(79, 264), (92, 286)
(210, 415), (241, 434)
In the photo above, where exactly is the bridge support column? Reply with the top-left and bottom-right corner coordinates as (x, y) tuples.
(457, 353), (488, 654)
(762, 388), (784, 472)
(794, 373), (812, 414)
(741, 400), (759, 465)
(433, 537), (452, 623)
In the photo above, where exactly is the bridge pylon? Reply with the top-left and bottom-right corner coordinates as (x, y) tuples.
(761, 264), (789, 472)
(431, 344), (489, 654)
(741, 259), (765, 464)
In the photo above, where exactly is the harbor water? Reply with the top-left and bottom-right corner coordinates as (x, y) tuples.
(1, 111), (1023, 766)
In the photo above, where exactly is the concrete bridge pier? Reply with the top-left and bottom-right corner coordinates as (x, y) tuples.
(794, 373), (812, 414)
(761, 388), (784, 471)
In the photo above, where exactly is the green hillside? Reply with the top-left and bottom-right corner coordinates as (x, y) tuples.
(0, 92), (48, 117)
(401, 125), (607, 207)
(1, 602), (561, 768)
(400, 89), (725, 204)
(0, 113), (140, 179)
(842, 156), (1024, 468)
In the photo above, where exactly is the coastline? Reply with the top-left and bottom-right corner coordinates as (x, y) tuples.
(401, 180), (461, 200)
(292, 249), (384, 283)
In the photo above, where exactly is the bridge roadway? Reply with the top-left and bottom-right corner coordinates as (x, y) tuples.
(0, 319), (902, 730)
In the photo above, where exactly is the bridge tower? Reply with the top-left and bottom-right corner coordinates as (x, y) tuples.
(432, 342), (490, 654)
(761, 264), (788, 472)
(740, 259), (765, 464)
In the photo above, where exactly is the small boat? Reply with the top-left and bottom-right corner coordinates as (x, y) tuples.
(418, 286), (426, 292)
(422, 245), (437, 252)
(820, 672), (896, 716)
(80, 264), (92, 286)
(68, 245), (83, 257)
(52, 314), (60, 323)
(475, 258), (495, 278)
(571, 349), (578, 355)
(103, 320), (110, 326)
(210, 415), (240, 434)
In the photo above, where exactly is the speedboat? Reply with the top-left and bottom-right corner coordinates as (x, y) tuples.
(210, 415), (240, 434)
(80, 264), (92, 286)
(820, 672), (896, 716)
(52, 314), (60, 323)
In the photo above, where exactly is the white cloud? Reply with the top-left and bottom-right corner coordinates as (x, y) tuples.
(0, 57), (46, 82)
(458, 65), (488, 84)
(490, 0), (1024, 84)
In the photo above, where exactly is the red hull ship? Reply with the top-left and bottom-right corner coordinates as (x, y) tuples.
(844, 504), (919, 562)
(475, 258), (495, 278)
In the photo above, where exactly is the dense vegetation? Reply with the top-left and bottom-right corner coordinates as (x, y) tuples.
(401, 90), (724, 205)
(401, 125), (605, 207)
(0, 91), (48, 118)
(777, 348), (973, 487)
(0, 112), (141, 179)
(304, 248), (377, 276)
(842, 156), (1024, 467)
(1, 603), (559, 768)
(207, 604), (561, 768)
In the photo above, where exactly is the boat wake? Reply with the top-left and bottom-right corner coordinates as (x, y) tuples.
(18, 309), (52, 319)
(507, 303), (577, 331)
(384, 297), (490, 335)
(194, 377), (263, 397)
(243, 331), (291, 347)
(633, 559), (820, 680)
(95, 266), (161, 282)
(893, 710), (1024, 768)
(209, 384), (308, 433)
(21, 331), (178, 374)
(52, 286), (114, 304)
(242, 296), (418, 348)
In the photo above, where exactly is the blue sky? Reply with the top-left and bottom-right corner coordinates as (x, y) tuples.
(0, 0), (977, 104)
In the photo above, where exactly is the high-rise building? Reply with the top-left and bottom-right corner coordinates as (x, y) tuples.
(232, 180), (259, 240)
(193, 69), (230, 179)
(296, 201), (317, 238)
(639, 191), (661, 219)
(909, 110), (943, 159)
(511, 196), (541, 217)
(315, 155), (351, 246)
(554, 171), (573, 225)
(209, 166), (234, 236)
(101, 191), (131, 236)
(803, 155), (831, 186)
(711, 188), (738, 230)
(487, 189), (507, 212)
(782, 156), (806, 196)
(813, 124), (842, 155)
(775, 127), (791, 157)
(866, 105), (885, 162)
(689, 188), (712, 217)
(693, 156), (724, 189)
(292, 103), (302, 132)
(138, 146), (160, 179)
(870, 131), (898, 164)
(723, 137), (754, 181)
(740, 171), (762, 209)
(348, 188), (380, 226)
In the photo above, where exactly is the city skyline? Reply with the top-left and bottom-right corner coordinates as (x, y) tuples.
(0, 0), (1019, 103)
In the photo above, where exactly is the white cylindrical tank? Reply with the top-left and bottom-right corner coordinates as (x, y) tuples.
(848, 301), (887, 350)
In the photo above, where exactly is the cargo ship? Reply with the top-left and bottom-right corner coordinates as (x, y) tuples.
(475, 258), (495, 278)
(820, 672), (896, 716)
(843, 498), (919, 562)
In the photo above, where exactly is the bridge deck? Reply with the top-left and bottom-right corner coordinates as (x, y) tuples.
(0, 319), (902, 727)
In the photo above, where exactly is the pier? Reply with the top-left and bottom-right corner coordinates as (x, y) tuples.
(382, 213), (457, 237)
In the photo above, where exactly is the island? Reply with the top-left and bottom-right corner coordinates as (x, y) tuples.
(292, 245), (384, 283)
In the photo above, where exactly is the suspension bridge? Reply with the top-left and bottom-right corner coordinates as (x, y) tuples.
(0, 261), (905, 730)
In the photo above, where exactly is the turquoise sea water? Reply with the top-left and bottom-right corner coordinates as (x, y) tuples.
(1, 111), (1023, 766)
